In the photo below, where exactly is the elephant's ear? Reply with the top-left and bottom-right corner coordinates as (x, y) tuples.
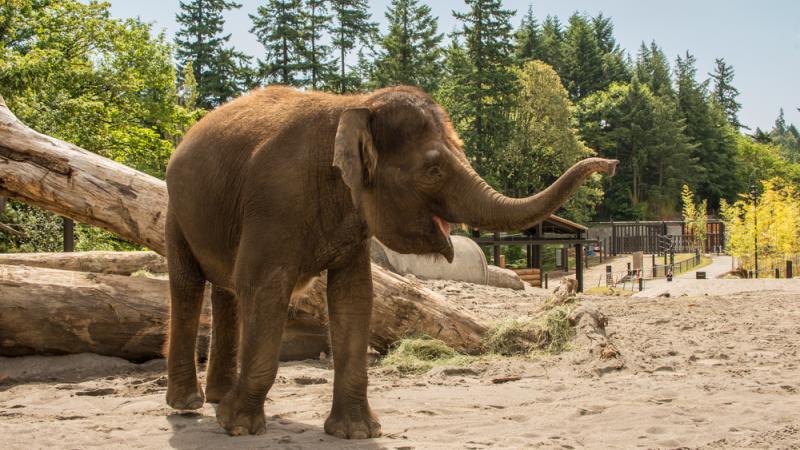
(333, 108), (377, 209)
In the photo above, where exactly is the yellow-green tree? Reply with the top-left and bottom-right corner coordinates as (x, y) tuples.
(681, 185), (707, 252)
(720, 178), (800, 271)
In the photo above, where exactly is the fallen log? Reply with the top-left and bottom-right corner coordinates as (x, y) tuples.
(0, 264), (330, 362)
(0, 95), (487, 355)
(0, 251), (167, 275)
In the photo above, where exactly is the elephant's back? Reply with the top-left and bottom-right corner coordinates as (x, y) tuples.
(165, 87), (354, 286)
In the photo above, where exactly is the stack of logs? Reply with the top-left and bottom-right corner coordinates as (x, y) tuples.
(512, 268), (542, 287)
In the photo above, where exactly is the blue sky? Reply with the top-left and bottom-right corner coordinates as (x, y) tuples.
(105, 0), (799, 131)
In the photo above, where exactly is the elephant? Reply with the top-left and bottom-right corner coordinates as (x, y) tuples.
(164, 85), (618, 438)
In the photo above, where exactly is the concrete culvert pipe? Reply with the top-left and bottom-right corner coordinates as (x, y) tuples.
(371, 236), (524, 290)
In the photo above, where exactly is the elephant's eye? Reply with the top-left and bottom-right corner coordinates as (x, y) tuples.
(426, 165), (443, 179)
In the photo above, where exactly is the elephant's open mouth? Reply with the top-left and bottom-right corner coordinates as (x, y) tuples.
(433, 216), (455, 263)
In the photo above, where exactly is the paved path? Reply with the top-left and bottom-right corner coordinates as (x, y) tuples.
(632, 255), (800, 298)
(675, 255), (732, 279)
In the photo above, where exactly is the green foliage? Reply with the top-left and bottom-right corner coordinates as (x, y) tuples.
(302, 0), (335, 89)
(524, 12), (630, 102)
(561, 13), (605, 100)
(501, 61), (602, 223)
(328, 0), (377, 93)
(675, 51), (739, 208)
(0, 0), (193, 251)
(578, 81), (694, 219)
(370, 0), (444, 92)
(250, 0), (306, 85)
(734, 135), (800, 190)
(709, 58), (742, 130)
(175, 0), (253, 107)
(766, 109), (800, 163)
(0, 201), (64, 253)
(635, 41), (673, 97)
(513, 4), (539, 63)
(447, 0), (517, 179)
(536, 15), (564, 73)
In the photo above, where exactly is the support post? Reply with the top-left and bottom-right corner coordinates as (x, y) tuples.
(575, 243), (583, 293)
(493, 232), (500, 266)
(63, 217), (74, 252)
(611, 220), (617, 256)
(652, 254), (657, 277)
(787, 260), (793, 279)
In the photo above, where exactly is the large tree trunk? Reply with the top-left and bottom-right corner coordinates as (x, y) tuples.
(0, 264), (329, 362)
(0, 95), (487, 356)
(0, 251), (167, 275)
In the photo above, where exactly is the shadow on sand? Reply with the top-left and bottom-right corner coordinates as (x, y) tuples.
(167, 408), (384, 450)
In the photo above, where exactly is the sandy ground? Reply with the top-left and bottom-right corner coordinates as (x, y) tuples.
(2, 280), (800, 449)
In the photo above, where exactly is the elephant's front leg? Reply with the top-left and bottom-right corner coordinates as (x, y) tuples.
(324, 242), (381, 439)
(216, 268), (293, 436)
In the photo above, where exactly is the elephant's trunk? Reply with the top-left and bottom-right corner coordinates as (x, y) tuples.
(444, 157), (618, 231)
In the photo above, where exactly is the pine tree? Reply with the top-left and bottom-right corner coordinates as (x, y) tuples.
(770, 109), (800, 163)
(592, 13), (629, 86)
(301, 0), (334, 89)
(513, 4), (539, 63)
(250, 0), (306, 86)
(774, 108), (787, 133)
(372, 0), (444, 92)
(577, 79), (695, 219)
(709, 58), (742, 129)
(675, 51), (738, 208)
(561, 13), (605, 101)
(451, 0), (517, 178)
(175, 0), (251, 108)
(328, 0), (377, 93)
(635, 41), (673, 97)
(537, 15), (564, 73)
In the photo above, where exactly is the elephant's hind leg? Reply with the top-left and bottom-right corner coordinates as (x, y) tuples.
(165, 213), (206, 410)
(205, 286), (239, 403)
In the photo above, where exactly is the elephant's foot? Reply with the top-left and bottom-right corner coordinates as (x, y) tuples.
(324, 406), (382, 439)
(166, 380), (205, 410)
(216, 392), (266, 436)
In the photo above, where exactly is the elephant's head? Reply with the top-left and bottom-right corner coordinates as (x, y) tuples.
(333, 86), (618, 262)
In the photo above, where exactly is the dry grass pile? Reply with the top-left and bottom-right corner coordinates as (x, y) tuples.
(380, 337), (474, 374)
(482, 305), (574, 356)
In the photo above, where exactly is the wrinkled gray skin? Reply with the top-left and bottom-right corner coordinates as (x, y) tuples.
(164, 85), (618, 438)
